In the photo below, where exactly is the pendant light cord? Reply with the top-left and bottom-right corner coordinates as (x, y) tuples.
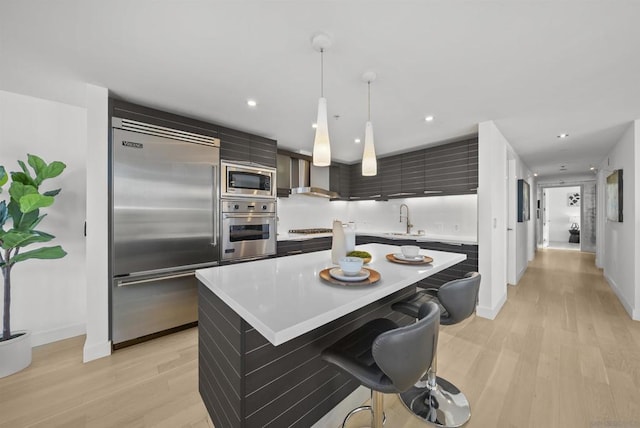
(368, 81), (371, 121)
(320, 49), (324, 97)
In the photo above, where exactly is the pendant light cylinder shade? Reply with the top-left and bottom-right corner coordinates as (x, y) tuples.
(362, 121), (377, 176)
(313, 97), (331, 166)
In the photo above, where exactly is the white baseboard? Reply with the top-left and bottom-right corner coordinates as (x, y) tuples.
(30, 323), (86, 347)
(516, 265), (527, 283)
(476, 291), (507, 320)
(83, 339), (112, 362)
(311, 386), (369, 428)
(604, 273), (639, 321)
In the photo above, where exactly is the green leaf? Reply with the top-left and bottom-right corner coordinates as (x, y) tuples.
(0, 230), (34, 249)
(28, 154), (47, 176)
(28, 214), (47, 230)
(17, 232), (54, 247)
(19, 193), (54, 213)
(16, 160), (38, 188)
(0, 166), (7, 190)
(38, 161), (67, 182)
(10, 172), (36, 187)
(0, 201), (7, 228)
(9, 182), (37, 203)
(43, 188), (61, 197)
(10, 245), (67, 264)
(7, 201), (39, 231)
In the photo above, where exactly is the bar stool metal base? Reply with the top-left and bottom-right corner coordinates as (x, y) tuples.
(399, 376), (471, 427)
(340, 405), (387, 428)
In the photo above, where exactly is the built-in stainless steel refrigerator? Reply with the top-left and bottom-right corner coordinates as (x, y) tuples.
(111, 118), (220, 347)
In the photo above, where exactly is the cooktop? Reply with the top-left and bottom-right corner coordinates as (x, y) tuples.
(288, 228), (333, 234)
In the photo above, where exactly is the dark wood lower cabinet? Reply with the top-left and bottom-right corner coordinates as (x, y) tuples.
(276, 237), (333, 257)
(355, 236), (478, 288)
(198, 283), (415, 428)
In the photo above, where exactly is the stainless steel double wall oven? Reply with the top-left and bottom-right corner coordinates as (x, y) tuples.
(220, 161), (277, 262)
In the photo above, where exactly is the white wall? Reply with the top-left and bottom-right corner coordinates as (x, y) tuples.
(599, 120), (639, 320)
(478, 121), (508, 319)
(0, 90), (87, 346)
(546, 186), (580, 242)
(478, 121), (534, 320)
(511, 152), (535, 282)
(277, 194), (478, 241)
(83, 85), (110, 362)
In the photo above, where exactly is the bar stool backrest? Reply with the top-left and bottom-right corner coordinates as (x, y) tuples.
(438, 272), (481, 325)
(372, 301), (440, 391)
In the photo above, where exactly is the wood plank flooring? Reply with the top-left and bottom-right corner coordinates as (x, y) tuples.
(1, 249), (639, 427)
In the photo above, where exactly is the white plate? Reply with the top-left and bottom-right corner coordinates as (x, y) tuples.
(329, 268), (371, 282)
(393, 253), (425, 262)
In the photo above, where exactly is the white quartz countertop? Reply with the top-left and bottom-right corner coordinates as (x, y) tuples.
(196, 243), (466, 346)
(278, 231), (477, 245)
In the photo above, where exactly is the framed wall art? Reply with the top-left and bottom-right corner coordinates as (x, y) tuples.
(517, 179), (530, 222)
(606, 169), (623, 222)
(567, 192), (580, 207)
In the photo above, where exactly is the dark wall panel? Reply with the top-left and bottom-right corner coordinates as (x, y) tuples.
(198, 284), (243, 428)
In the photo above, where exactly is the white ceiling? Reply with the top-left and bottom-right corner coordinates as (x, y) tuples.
(2, 1), (640, 178)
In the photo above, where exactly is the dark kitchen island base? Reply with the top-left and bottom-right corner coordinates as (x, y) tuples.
(198, 283), (415, 428)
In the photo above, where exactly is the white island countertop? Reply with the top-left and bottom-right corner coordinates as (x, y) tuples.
(196, 243), (466, 346)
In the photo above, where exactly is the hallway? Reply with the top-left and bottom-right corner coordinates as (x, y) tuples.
(410, 248), (640, 427)
(1, 249), (639, 427)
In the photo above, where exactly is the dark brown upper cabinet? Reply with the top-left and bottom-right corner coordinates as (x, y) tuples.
(424, 138), (478, 196)
(329, 162), (351, 200)
(219, 127), (277, 168)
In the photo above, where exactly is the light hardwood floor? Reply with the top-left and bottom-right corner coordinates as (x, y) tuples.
(1, 249), (639, 428)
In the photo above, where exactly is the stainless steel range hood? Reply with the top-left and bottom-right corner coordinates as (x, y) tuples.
(278, 153), (339, 198)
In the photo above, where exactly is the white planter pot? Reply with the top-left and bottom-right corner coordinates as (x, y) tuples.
(0, 330), (32, 378)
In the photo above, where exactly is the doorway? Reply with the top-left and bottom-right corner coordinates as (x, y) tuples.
(541, 185), (582, 250)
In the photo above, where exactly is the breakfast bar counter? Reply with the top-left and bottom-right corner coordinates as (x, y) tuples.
(196, 243), (466, 427)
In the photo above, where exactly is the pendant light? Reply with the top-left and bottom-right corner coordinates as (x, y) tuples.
(361, 71), (377, 176)
(311, 33), (332, 167)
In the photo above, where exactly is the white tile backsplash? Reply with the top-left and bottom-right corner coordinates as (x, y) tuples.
(277, 195), (349, 232)
(277, 194), (477, 239)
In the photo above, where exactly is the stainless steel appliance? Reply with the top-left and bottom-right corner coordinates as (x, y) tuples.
(221, 161), (276, 199)
(111, 118), (220, 347)
(221, 199), (276, 261)
(277, 152), (338, 198)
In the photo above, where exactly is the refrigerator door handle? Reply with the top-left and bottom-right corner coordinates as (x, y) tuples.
(116, 271), (194, 287)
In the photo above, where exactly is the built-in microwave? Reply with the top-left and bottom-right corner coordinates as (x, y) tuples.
(221, 161), (276, 199)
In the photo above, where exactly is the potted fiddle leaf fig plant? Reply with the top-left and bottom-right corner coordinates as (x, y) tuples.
(0, 154), (67, 378)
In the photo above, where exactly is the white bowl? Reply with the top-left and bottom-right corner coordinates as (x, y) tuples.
(400, 245), (420, 258)
(339, 257), (364, 276)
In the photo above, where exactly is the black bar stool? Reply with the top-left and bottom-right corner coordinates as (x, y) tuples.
(322, 301), (440, 428)
(392, 272), (481, 428)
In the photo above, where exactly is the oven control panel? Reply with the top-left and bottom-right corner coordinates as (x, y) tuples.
(221, 199), (276, 213)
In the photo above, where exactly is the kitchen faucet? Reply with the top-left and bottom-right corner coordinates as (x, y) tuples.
(400, 204), (413, 234)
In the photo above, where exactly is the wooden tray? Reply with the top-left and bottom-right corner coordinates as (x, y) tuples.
(319, 267), (381, 286)
(386, 253), (433, 265)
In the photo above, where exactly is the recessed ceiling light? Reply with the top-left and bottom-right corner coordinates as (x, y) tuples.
(558, 133), (569, 139)
(590, 166), (595, 171)
(247, 99), (257, 107)
(354, 138), (361, 144)
(534, 173), (538, 177)
(425, 115), (435, 122)
(312, 123), (318, 129)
